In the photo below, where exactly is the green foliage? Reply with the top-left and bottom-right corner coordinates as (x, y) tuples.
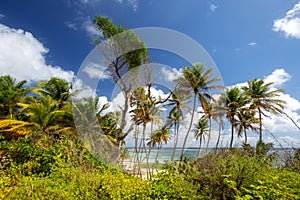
(149, 171), (200, 199)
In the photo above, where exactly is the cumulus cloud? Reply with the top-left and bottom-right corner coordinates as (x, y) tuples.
(264, 68), (291, 87)
(232, 69), (300, 139)
(82, 62), (110, 80)
(0, 24), (74, 83)
(210, 4), (218, 12)
(161, 67), (183, 82)
(273, 1), (300, 39)
(82, 18), (102, 38)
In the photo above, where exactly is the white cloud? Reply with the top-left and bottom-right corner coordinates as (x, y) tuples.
(248, 41), (256, 46)
(82, 18), (102, 38)
(210, 4), (218, 12)
(0, 24), (74, 83)
(264, 68), (291, 87)
(228, 68), (300, 137)
(161, 67), (183, 82)
(82, 62), (110, 79)
(116, 0), (138, 11)
(66, 22), (77, 30)
(0, 13), (4, 19)
(273, 1), (300, 39)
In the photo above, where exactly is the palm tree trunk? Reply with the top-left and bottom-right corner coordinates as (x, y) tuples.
(215, 119), (221, 151)
(230, 118), (234, 148)
(206, 117), (212, 153)
(152, 144), (162, 175)
(198, 137), (202, 157)
(258, 107), (262, 143)
(244, 129), (247, 144)
(180, 94), (196, 161)
(171, 123), (178, 161)
(146, 147), (152, 180)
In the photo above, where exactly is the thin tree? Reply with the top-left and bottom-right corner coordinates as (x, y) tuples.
(236, 108), (259, 144)
(176, 63), (221, 161)
(242, 79), (285, 143)
(220, 87), (249, 148)
(193, 117), (209, 157)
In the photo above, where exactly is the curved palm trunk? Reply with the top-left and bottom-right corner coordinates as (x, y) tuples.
(258, 107), (263, 143)
(171, 122), (179, 161)
(146, 147), (152, 180)
(152, 144), (162, 175)
(230, 118), (234, 149)
(215, 119), (221, 151)
(180, 94), (196, 161)
(197, 136), (203, 157)
(206, 117), (212, 153)
(244, 129), (247, 144)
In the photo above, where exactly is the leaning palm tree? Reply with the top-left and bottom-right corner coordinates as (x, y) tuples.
(219, 87), (249, 148)
(236, 108), (259, 144)
(165, 88), (188, 161)
(150, 126), (171, 174)
(212, 98), (226, 150)
(193, 117), (209, 157)
(242, 79), (286, 143)
(176, 63), (221, 161)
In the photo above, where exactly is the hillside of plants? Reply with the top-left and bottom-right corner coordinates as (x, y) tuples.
(1, 16), (300, 199)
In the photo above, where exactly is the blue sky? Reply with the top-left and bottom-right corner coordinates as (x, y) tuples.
(1, 0), (300, 147)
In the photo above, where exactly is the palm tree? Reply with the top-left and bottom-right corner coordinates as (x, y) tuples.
(193, 117), (209, 157)
(0, 96), (72, 140)
(176, 63), (221, 161)
(165, 88), (187, 161)
(35, 77), (73, 109)
(242, 79), (285, 143)
(149, 126), (170, 174)
(0, 75), (28, 119)
(212, 99), (226, 150)
(236, 108), (259, 144)
(220, 87), (249, 148)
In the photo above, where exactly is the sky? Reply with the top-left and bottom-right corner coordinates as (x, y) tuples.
(1, 0), (300, 148)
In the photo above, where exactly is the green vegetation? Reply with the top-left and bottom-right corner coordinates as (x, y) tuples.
(1, 16), (300, 199)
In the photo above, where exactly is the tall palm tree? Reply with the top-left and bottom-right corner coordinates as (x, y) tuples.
(176, 63), (221, 161)
(193, 117), (209, 157)
(165, 88), (188, 161)
(0, 75), (28, 119)
(212, 99), (226, 150)
(220, 87), (249, 148)
(242, 79), (285, 143)
(236, 108), (259, 144)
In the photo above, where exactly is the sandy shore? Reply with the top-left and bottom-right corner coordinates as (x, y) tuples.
(122, 159), (163, 179)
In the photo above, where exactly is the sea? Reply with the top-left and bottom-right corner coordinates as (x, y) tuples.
(125, 147), (296, 164)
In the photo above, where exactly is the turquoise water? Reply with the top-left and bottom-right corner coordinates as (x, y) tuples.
(126, 148), (202, 163)
(126, 148), (294, 164)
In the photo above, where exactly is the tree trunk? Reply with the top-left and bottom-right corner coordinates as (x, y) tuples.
(215, 118), (221, 151)
(180, 94), (196, 161)
(198, 137), (202, 157)
(152, 144), (162, 175)
(244, 129), (247, 144)
(206, 117), (212, 153)
(230, 118), (234, 149)
(171, 123), (178, 161)
(258, 107), (262, 143)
